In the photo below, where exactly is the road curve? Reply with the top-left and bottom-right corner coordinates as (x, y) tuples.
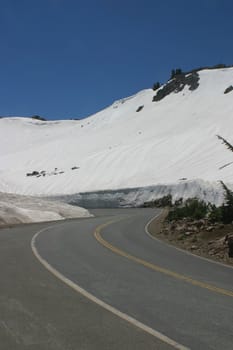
(32, 208), (233, 350)
(0, 211), (174, 350)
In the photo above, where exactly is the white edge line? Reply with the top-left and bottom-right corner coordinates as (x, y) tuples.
(31, 225), (189, 350)
(145, 210), (233, 271)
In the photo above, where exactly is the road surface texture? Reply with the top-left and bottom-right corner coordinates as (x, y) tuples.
(1, 208), (233, 349)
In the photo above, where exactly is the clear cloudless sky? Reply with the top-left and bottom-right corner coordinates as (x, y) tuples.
(0, 0), (233, 120)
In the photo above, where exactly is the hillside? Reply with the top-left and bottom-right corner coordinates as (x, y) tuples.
(1, 67), (233, 205)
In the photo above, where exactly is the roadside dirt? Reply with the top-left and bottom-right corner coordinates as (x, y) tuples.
(148, 209), (233, 267)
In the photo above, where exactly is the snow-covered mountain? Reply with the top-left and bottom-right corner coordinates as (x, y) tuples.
(1, 67), (233, 205)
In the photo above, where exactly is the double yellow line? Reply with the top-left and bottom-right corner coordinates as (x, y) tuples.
(94, 218), (233, 298)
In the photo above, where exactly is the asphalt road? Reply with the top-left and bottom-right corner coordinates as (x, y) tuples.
(1, 208), (233, 349)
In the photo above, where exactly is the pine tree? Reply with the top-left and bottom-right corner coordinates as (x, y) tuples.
(175, 68), (182, 75)
(170, 69), (176, 79)
(216, 135), (233, 223)
(170, 68), (183, 79)
(152, 82), (160, 91)
(220, 181), (233, 224)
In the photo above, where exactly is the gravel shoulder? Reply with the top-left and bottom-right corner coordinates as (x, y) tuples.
(148, 209), (233, 267)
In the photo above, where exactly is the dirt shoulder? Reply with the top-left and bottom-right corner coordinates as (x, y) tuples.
(148, 209), (233, 267)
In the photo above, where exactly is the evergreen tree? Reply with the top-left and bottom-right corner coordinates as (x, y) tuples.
(152, 82), (160, 91)
(170, 69), (176, 79)
(220, 181), (233, 224)
(170, 68), (183, 79)
(175, 68), (182, 75)
(216, 135), (233, 223)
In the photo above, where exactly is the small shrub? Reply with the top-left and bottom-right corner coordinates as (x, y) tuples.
(153, 194), (172, 207)
(208, 204), (223, 223)
(168, 198), (208, 221)
(143, 194), (172, 208)
(174, 198), (183, 206)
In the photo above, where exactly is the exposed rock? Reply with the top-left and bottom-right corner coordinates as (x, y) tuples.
(158, 215), (233, 265)
(208, 240), (215, 245)
(176, 225), (186, 232)
(184, 231), (192, 236)
(209, 249), (216, 255)
(153, 71), (199, 102)
(218, 224), (225, 229)
(206, 226), (214, 232)
(26, 171), (39, 177)
(136, 105), (144, 112)
(224, 85), (233, 94)
(192, 220), (204, 228)
(31, 115), (46, 121)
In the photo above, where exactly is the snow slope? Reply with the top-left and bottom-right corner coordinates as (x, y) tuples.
(1, 67), (233, 204)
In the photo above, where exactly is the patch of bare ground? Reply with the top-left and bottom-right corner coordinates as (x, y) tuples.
(148, 209), (233, 266)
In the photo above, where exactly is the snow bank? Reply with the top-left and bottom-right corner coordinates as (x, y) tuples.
(55, 179), (225, 208)
(0, 192), (92, 227)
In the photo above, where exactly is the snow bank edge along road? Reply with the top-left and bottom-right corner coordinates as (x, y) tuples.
(0, 192), (92, 227)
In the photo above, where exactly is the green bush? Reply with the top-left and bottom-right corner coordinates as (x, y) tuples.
(143, 194), (172, 208)
(167, 187), (233, 224)
(153, 194), (172, 207)
(168, 198), (208, 221)
(208, 204), (223, 223)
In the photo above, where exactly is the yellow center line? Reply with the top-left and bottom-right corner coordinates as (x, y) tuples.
(31, 221), (190, 350)
(94, 218), (233, 298)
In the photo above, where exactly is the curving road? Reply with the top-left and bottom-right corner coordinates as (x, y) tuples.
(1, 208), (233, 349)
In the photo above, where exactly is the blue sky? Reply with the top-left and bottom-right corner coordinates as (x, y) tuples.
(0, 0), (233, 120)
